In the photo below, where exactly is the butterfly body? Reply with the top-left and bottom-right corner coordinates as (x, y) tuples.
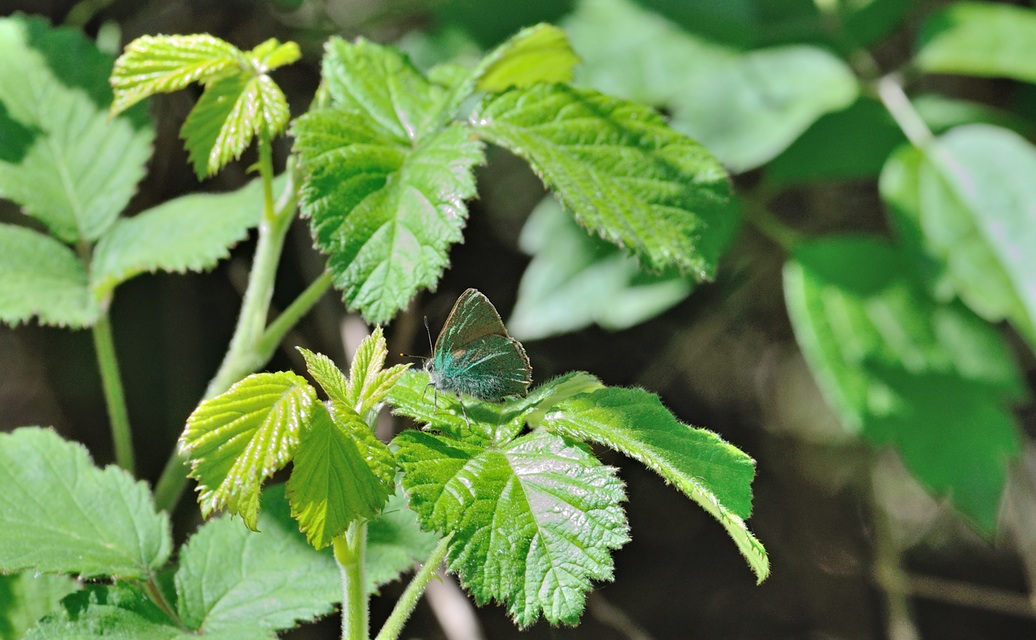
(424, 289), (532, 402)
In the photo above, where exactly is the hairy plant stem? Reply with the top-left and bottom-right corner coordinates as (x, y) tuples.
(335, 521), (370, 640)
(375, 534), (452, 640)
(91, 312), (135, 473)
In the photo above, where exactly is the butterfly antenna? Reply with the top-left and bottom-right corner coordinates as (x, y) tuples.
(423, 315), (434, 353)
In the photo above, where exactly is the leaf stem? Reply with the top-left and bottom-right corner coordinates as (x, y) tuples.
(741, 195), (802, 252)
(91, 313), (135, 473)
(375, 533), (452, 640)
(254, 270), (334, 366)
(875, 73), (934, 150)
(335, 521), (370, 640)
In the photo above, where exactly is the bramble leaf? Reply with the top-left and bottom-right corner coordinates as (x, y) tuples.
(365, 486), (440, 594)
(175, 484), (340, 634)
(286, 402), (395, 549)
(0, 428), (171, 579)
(541, 386), (769, 583)
(297, 347), (350, 406)
(344, 326), (409, 420)
(0, 224), (100, 328)
(395, 428), (628, 627)
(474, 23), (579, 93)
(472, 84), (738, 277)
(916, 2), (1036, 84)
(0, 16), (152, 244)
(181, 372), (315, 529)
(0, 572), (79, 640)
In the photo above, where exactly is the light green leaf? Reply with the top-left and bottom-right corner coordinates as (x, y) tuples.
(286, 403), (395, 549)
(180, 372), (316, 529)
(344, 326), (410, 421)
(509, 196), (694, 340)
(90, 176), (277, 300)
(473, 84), (739, 277)
(0, 572), (79, 640)
(542, 386), (769, 583)
(0, 224), (100, 327)
(916, 2), (1036, 84)
(386, 371), (470, 438)
(395, 428), (628, 627)
(474, 23), (579, 93)
(0, 16), (152, 244)
(784, 236), (1024, 531)
(920, 125), (1036, 349)
(175, 484), (339, 634)
(109, 34), (243, 115)
(0, 427), (171, 578)
(181, 73), (290, 178)
(366, 486), (440, 594)
(298, 347), (350, 405)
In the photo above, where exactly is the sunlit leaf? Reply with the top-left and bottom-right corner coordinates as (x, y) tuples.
(916, 2), (1036, 84)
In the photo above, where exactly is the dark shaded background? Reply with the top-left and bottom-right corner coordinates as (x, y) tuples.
(2, 1), (1035, 638)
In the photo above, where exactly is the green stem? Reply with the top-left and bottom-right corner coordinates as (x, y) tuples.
(254, 271), (334, 366)
(375, 534), (452, 640)
(91, 313), (135, 473)
(876, 73), (934, 150)
(335, 521), (370, 640)
(742, 196), (802, 252)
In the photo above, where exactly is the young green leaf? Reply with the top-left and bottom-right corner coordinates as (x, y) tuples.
(180, 372), (316, 529)
(474, 23), (579, 93)
(175, 484), (340, 634)
(344, 326), (410, 418)
(472, 84), (738, 278)
(286, 403), (395, 549)
(0, 224), (100, 328)
(508, 196), (695, 340)
(90, 176), (279, 300)
(916, 2), (1036, 84)
(109, 34), (244, 115)
(0, 427), (171, 579)
(784, 236), (1024, 531)
(0, 16), (152, 244)
(541, 386), (769, 583)
(394, 428), (628, 627)
(298, 347), (350, 405)
(0, 572), (80, 639)
(366, 486), (441, 594)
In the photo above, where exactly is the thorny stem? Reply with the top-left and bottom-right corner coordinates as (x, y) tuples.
(375, 534), (453, 640)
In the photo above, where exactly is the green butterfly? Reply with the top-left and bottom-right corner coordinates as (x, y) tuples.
(424, 288), (532, 402)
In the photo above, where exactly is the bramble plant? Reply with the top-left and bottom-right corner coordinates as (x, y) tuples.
(0, 12), (767, 640)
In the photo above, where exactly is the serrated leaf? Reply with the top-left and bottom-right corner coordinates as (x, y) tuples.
(0, 572), (79, 640)
(295, 115), (483, 323)
(784, 236), (1025, 531)
(395, 428), (628, 627)
(542, 386), (769, 583)
(109, 34), (243, 115)
(0, 224), (100, 327)
(247, 38), (301, 71)
(181, 372), (316, 529)
(387, 371), (471, 438)
(298, 347), (350, 405)
(175, 484), (339, 634)
(0, 427), (171, 578)
(345, 326), (409, 420)
(473, 84), (739, 277)
(509, 196), (694, 340)
(0, 16), (152, 243)
(474, 23), (579, 93)
(181, 73), (290, 178)
(286, 403), (395, 549)
(916, 2), (1036, 84)
(366, 486), (440, 594)
(25, 584), (187, 640)
(90, 176), (280, 300)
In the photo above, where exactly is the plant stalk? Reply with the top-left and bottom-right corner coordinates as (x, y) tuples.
(91, 313), (135, 473)
(375, 534), (452, 640)
(335, 521), (370, 640)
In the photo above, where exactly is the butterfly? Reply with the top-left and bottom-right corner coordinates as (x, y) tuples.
(424, 288), (532, 403)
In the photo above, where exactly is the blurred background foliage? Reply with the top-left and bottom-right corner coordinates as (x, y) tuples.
(2, 0), (1036, 638)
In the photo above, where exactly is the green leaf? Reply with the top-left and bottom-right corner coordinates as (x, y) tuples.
(109, 34), (244, 115)
(175, 484), (339, 633)
(0, 224), (100, 327)
(26, 584), (188, 640)
(365, 486), (440, 594)
(286, 402), (395, 549)
(783, 236), (1024, 531)
(474, 23), (579, 93)
(181, 72), (291, 178)
(90, 176), (278, 300)
(0, 16), (152, 243)
(180, 372), (316, 529)
(473, 84), (739, 277)
(344, 326), (410, 420)
(387, 371), (471, 438)
(295, 115), (482, 323)
(0, 427), (171, 578)
(0, 572), (79, 640)
(509, 196), (694, 340)
(916, 2), (1036, 84)
(542, 386), (769, 583)
(297, 347), (350, 405)
(395, 428), (628, 627)
(921, 125), (1036, 348)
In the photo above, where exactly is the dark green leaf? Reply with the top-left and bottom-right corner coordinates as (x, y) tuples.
(25, 584), (191, 640)
(0, 572), (79, 640)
